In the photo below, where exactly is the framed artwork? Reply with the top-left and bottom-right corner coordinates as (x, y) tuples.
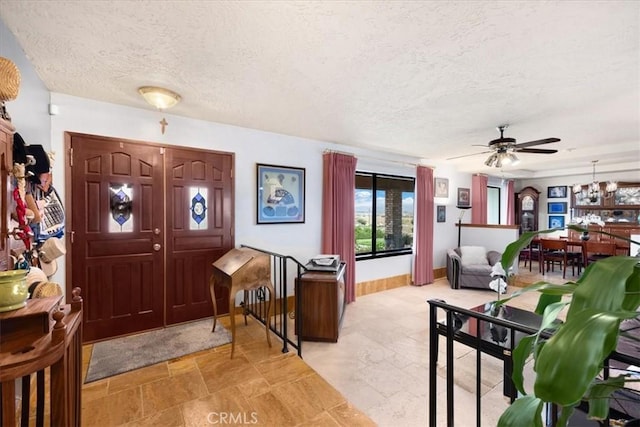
(457, 188), (470, 207)
(434, 177), (449, 198)
(547, 186), (567, 199)
(548, 215), (565, 229)
(437, 205), (446, 223)
(256, 163), (305, 224)
(547, 202), (568, 214)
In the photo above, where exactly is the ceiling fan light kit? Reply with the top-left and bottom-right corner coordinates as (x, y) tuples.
(448, 124), (560, 168)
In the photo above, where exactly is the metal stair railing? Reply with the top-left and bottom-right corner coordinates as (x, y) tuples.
(239, 244), (306, 357)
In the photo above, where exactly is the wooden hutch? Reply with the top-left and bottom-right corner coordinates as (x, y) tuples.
(570, 181), (640, 253)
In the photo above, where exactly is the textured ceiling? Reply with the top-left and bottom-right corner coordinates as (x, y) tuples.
(1, 1), (638, 178)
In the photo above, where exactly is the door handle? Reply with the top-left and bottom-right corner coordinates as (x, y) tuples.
(153, 243), (161, 251)
(154, 228), (161, 235)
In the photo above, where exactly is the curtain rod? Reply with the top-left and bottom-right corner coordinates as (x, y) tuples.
(323, 149), (434, 169)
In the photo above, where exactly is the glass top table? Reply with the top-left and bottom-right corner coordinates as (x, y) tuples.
(439, 301), (546, 350)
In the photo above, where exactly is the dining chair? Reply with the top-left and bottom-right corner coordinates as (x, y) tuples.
(539, 239), (581, 279)
(583, 241), (617, 267)
(520, 240), (541, 272)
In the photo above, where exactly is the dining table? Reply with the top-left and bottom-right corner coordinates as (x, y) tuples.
(528, 235), (627, 275)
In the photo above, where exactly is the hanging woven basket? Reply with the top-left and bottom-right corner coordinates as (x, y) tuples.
(0, 56), (21, 101)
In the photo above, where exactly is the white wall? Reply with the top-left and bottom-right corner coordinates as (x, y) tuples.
(49, 93), (449, 288)
(460, 226), (519, 253)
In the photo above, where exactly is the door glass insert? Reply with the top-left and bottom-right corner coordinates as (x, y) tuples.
(109, 184), (133, 232)
(189, 187), (208, 230)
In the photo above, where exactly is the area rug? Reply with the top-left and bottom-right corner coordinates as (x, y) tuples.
(85, 318), (231, 383)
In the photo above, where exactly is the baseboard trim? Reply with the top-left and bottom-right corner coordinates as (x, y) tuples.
(356, 274), (411, 297)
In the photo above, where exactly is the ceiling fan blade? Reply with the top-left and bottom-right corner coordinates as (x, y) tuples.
(446, 150), (491, 160)
(514, 138), (561, 149)
(515, 148), (558, 154)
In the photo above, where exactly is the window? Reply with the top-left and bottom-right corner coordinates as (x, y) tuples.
(487, 186), (501, 224)
(355, 172), (415, 259)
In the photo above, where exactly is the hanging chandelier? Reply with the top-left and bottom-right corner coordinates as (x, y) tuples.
(572, 160), (617, 202)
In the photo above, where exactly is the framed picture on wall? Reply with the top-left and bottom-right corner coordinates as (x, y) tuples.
(547, 202), (568, 214)
(547, 186), (567, 198)
(437, 205), (446, 222)
(457, 188), (470, 207)
(256, 163), (305, 224)
(548, 215), (565, 229)
(434, 177), (449, 198)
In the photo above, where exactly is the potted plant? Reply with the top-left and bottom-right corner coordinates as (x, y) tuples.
(496, 226), (640, 427)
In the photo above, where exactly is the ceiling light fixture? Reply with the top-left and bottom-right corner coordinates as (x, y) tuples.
(572, 160), (617, 202)
(138, 86), (181, 134)
(138, 86), (181, 110)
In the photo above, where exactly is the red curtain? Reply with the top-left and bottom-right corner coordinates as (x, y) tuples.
(506, 180), (515, 225)
(321, 153), (357, 303)
(412, 166), (434, 286)
(471, 174), (488, 224)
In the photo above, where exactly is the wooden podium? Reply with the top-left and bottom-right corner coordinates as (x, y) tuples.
(209, 247), (274, 357)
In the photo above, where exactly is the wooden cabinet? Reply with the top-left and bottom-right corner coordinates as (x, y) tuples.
(516, 186), (540, 234)
(295, 263), (346, 342)
(0, 118), (13, 270)
(572, 182), (640, 226)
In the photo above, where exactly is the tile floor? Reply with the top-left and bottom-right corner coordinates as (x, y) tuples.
(80, 267), (566, 426)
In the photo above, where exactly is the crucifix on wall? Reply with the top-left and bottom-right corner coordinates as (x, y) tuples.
(159, 118), (168, 134)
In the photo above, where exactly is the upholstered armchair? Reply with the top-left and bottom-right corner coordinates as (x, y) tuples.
(446, 246), (502, 290)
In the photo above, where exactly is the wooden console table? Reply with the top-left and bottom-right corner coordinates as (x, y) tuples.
(0, 288), (83, 426)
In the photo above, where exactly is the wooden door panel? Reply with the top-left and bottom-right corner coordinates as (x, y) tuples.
(71, 134), (164, 342)
(70, 133), (234, 340)
(165, 148), (234, 325)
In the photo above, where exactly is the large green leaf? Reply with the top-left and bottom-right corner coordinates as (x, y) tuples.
(534, 293), (562, 315)
(567, 257), (639, 319)
(622, 263), (640, 311)
(584, 376), (627, 420)
(538, 301), (568, 333)
(534, 309), (637, 405)
(497, 395), (543, 427)
(510, 334), (536, 395)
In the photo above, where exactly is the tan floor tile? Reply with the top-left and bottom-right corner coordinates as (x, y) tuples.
(108, 362), (170, 394)
(182, 386), (253, 427)
(123, 406), (184, 426)
(82, 387), (143, 427)
(328, 402), (378, 427)
(81, 378), (109, 403)
(168, 357), (198, 376)
(237, 377), (272, 399)
(270, 372), (346, 421)
(297, 411), (342, 426)
(245, 390), (298, 426)
(141, 369), (208, 416)
(255, 352), (314, 386)
(197, 352), (264, 394)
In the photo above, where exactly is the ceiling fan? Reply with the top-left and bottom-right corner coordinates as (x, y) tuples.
(448, 125), (560, 167)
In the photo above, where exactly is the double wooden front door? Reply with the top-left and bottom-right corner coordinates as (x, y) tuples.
(68, 133), (233, 342)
